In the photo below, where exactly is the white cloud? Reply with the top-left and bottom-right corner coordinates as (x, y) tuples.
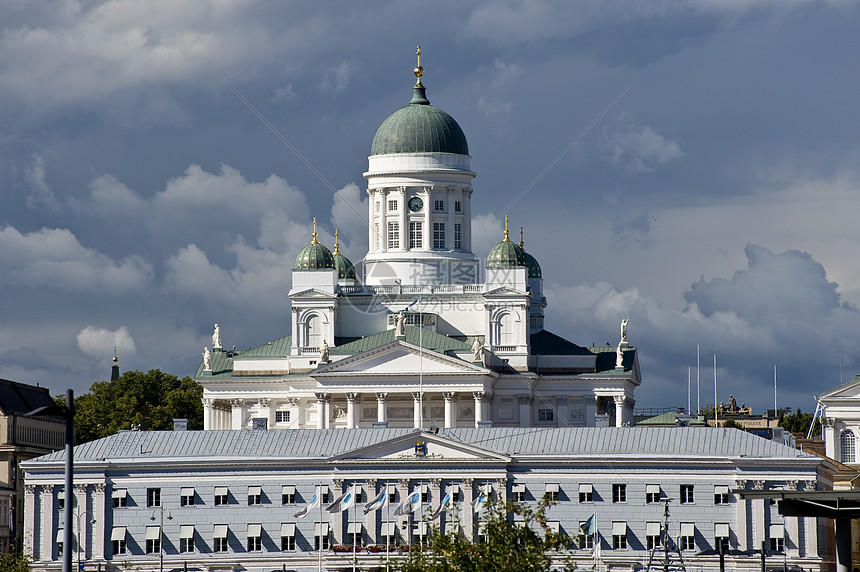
(602, 124), (684, 173)
(0, 226), (153, 292)
(76, 325), (137, 361)
(330, 182), (368, 259)
(24, 154), (59, 210)
(320, 62), (354, 95)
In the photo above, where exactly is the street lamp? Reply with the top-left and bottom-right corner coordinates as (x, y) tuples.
(73, 510), (96, 572)
(150, 505), (173, 572)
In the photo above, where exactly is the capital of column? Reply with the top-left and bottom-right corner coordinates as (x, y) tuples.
(230, 398), (243, 408)
(463, 478), (474, 488)
(288, 397), (300, 406)
(824, 417), (836, 428)
(613, 395), (627, 405)
(495, 478), (507, 489)
(555, 396), (569, 405)
(473, 391), (491, 403)
(399, 478), (411, 488)
(203, 398), (213, 406)
(376, 392), (388, 402)
(346, 393), (358, 403)
(430, 478), (442, 488)
(412, 391), (421, 401)
(366, 479), (378, 489)
(752, 480), (766, 490)
(396, 186), (407, 195)
(735, 480), (749, 490)
(517, 394), (533, 405)
(40, 484), (53, 494)
(93, 484), (106, 494)
(75, 484), (88, 494)
(804, 480), (817, 491)
(786, 480), (799, 491)
(315, 392), (328, 403)
(259, 398), (270, 407)
(333, 479), (344, 488)
(442, 392), (455, 402)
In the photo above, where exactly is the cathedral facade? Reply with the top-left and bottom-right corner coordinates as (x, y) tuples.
(197, 56), (640, 433)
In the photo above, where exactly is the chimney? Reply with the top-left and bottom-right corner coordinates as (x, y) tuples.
(173, 418), (188, 431)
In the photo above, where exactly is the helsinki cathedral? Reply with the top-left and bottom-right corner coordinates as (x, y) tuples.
(196, 50), (640, 432)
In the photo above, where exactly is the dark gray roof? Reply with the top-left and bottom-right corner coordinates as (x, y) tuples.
(0, 378), (56, 415)
(25, 427), (811, 465)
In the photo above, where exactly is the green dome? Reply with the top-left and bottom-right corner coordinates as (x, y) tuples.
(486, 237), (527, 269)
(523, 251), (542, 279)
(294, 241), (334, 271)
(332, 232), (356, 280)
(370, 86), (469, 156)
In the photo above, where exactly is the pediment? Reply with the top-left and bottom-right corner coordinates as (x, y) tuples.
(819, 378), (860, 401)
(329, 430), (511, 462)
(313, 341), (490, 377)
(290, 288), (338, 299)
(483, 286), (528, 297)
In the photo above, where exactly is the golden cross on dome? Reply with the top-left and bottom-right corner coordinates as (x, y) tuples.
(414, 45), (424, 87)
(312, 217), (319, 244)
(334, 229), (341, 254)
(519, 227), (525, 249)
(503, 215), (510, 241)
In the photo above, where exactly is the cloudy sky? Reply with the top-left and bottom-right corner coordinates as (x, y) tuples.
(2, 0), (859, 415)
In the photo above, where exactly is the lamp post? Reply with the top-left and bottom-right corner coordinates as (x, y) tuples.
(150, 505), (173, 572)
(73, 509), (96, 572)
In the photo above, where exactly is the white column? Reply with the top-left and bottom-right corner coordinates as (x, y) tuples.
(346, 393), (357, 429)
(803, 480), (818, 557)
(93, 484), (105, 560)
(368, 190), (377, 253)
(332, 480), (344, 545)
(824, 418), (836, 459)
(518, 395), (531, 427)
(230, 399), (244, 430)
(203, 399), (213, 430)
(464, 188), (473, 253)
(366, 480), (379, 544)
(412, 392), (422, 429)
(443, 393), (455, 428)
(556, 396), (569, 427)
(74, 484), (88, 560)
(315, 393), (327, 430)
(496, 479), (507, 504)
(735, 480), (749, 551)
(397, 187), (407, 250)
(423, 187), (432, 250)
(33, 485), (48, 561)
(446, 187), (455, 251)
(376, 393), (388, 424)
(614, 396), (625, 427)
(430, 479), (442, 517)
(473, 392), (484, 427)
(752, 481), (766, 550)
(399, 479), (411, 544)
(463, 479), (474, 540)
(380, 189), (388, 253)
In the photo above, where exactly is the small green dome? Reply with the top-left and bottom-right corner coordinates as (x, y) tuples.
(332, 231), (356, 280)
(523, 251), (542, 279)
(294, 219), (335, 271)
(370, 86), (469, 156)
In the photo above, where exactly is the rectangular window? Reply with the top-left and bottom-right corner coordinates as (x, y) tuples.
(537, 408), (554, 422)
(680, 523), (695, 550)
(769, 524), (784, 552)
(612, 522), (627, 549)
(645, 484), (661, 503)
(388, 222), (400, 249)
(348, 522), (363, 545)
(454, 200), (461, 212)
(147, 488), (161, 507)
(714, 485), (729, 504)
(320, 486), (330, 504)
(433, 222), (445, 249)
(112, 489), (128, 508)
(454, 223), (462, 249)
(111, 539), (125, 555)
(387, 483), (397, 504)
(375, 222), (380, 250)
(275, 410), (290, 423)
(214, 525), (229, 552)
(57, 490), (65, 510)
(680, 484), (694, 504)
(715, 523), (730, 553)
(409, 221), (423, 249)
(315, 523), (330, 550)
(57, 542), (63, 557)
(545, 483), (560, 502)
(180, 487), (195, 507)
(434, 199), (444, 211)
(449, 484), (460, 503)
(214, 486), (228, 506)
(388, 200), (397, 212)
(578, 522), (594, 549)
(179, 526), (194, 553)
(145, 526), (161, 554)
(381, 522), (397, 545)
(578, 483), (593, 503)
(376, 201), (380, 213)
(247, 524), (262, 552)
(512, 484), (526, 502)
(281, 523), (296, 551)
(110, 527), (126, 555)
(282, 485), (296, 504)
(612, 484), (626, 503)
(646, 522), (662, 550)
(248, 486), (262, 505)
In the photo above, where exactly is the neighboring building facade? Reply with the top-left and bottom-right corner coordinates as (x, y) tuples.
(0, 378), (65, 553)
(816, 376), (860, 464)
(196, 55), (640, 433)
(22, 426), (829, 571)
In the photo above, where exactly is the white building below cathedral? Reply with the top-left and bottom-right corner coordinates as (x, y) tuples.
(196, 53), (640, 433)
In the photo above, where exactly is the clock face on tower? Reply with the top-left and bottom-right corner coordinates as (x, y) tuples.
(408, 197), (424, 212)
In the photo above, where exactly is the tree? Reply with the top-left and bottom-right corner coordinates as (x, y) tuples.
(68, 370), (203, 443)
(722, 418), (741, 429)
(778, 408), (815, 434)
(0, 552), (32, 572)
(395, 496), (582, 572)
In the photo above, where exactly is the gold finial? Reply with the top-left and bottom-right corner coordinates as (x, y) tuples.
(519, 227), (525, 249)
(503, 215), (510, 242)
(113, 346), (118, 364)
(414, 45), (424, 87)
(311, 217), (319, 244)
(334, 229), (341, 254)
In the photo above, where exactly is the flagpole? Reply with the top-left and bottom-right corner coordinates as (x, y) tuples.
(352, 485), (356, 572)
(318, 486), (323, 572)
(419, 296), (423, 430)
(386, 489), (390, 572)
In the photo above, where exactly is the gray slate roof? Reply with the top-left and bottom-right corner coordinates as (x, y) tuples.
(26, 427), (810, 465)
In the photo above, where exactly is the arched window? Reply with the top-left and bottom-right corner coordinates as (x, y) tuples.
(498, 312), (515, 347)
(307, 315), (322, 350)
(841, 430), (856, 463)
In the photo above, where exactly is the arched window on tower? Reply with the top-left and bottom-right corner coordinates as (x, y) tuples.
(497, 312), (515, 349)
(841, 430), (856, 463)
(307, 315), (322, 351)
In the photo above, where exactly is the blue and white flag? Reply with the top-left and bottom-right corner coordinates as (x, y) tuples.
(326, 485), (356, 514)
(394, 490), (421, 517)
(431, 492), (451, 520)
(363, 490), (388, 515)
(293, 487), (320, 518)
(472, 486), (488, 513)
(580, 514), (596, 536)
